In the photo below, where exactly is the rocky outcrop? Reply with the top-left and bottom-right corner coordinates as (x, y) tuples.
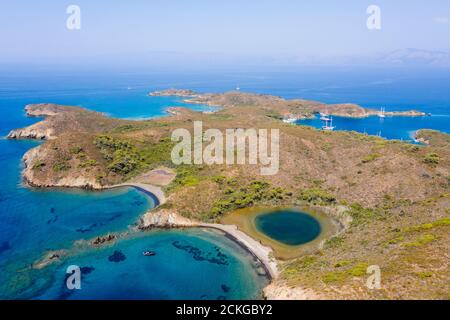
(22, 146), (102, 189)
(24, 103), (67, 117)
(33, 250), (67, 269)
(92, 234), (116, 246)
(384, 110), (426, 117)
(7, 104), (81, 140)
(149, 89), (197, 97)
(8, 125), (55, 140)
(139, 209), (196, 229)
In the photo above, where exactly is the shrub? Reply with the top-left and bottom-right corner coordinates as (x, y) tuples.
(323, 272), (346, 284)
(212, 175), (226, 184)
(423, 153), (440, 165)
(347, 203), (380, 225)
(299, 188), (336, 205)
(32, 160), (46, 170)
(334, 260), (352, 268)
(69, 146), (83, 154)
(361, 153), (381, 164)
(348, 263), (369, 277)
(209, 181), (291, 219)
(433, 218), (450, 227)
(403, 234), (437, 247)
(94, 134), (174, 176)
(417, 271), (433, 279)
(324, 235), (344, 249)
(79, 159), (97, 168)
(53, 162), (71, 172)
(107, 149), (140, 174)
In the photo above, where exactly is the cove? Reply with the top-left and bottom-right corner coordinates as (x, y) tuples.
(33, 229), (268, 300)
(255, 210), (321, 246)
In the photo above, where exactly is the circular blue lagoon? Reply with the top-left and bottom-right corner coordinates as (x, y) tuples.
(255, 210), (321, 246)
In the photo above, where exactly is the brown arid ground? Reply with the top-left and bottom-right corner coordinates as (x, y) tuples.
(8, 90), (450, 300)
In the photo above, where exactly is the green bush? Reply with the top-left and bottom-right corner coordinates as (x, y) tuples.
(209, 181), (291, 219)
(53, 162), (71, 172)
(69, 146), (83, 154)
(348, 263), (369, 277)
(212, 175), (226, 184)
(403, 234), (437, 247)
(347, 203), (380, 225)
(417, 271), (433, 279)
(79, 159), (97, 168)
(168, 165), (203, 190)
(361, 153), (381, 164)
(298, 188), (336, 205)
(323, 272), (346, 284)
(94, 134), (174, 176)
(107, 149), (140, 174)
(423, 153), (440, 165)
(32, 160), (46, 170)
(324, 235), (344, 249)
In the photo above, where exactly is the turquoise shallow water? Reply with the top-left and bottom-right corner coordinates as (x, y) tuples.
(255, 210), (321, 246)
(35, 229), (267, 300)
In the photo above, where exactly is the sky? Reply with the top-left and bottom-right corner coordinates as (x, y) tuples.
(1, 0), (450, 67)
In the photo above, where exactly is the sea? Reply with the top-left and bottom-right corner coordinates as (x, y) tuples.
(0, 65), (449, 299)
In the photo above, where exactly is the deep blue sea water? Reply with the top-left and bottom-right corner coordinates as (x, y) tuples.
(0, 66), (449, 299)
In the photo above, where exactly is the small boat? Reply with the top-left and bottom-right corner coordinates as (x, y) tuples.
(320, 113), (331, 121)
(143, 251), (156, 256)
(322, 116), (335, 131)
(283, 117), (297, 123)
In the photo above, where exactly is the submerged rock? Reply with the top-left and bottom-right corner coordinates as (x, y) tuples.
(0, 241), (11, 254)
(108, 250), (126, 263)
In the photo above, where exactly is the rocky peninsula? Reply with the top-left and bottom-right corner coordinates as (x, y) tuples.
(150, 89), (426, 119)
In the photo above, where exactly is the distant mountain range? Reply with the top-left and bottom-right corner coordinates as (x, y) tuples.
(377, 48), (450, 67)
(10, 48), (450, 69)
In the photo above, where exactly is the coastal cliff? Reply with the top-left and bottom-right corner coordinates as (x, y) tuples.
(140, 209), (196, 228)
(22, 146), (102, 189)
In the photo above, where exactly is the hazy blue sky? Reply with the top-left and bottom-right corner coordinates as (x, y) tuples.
(1, 1), (449, 66)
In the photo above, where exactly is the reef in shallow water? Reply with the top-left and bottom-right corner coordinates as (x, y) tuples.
(172, 241), (229, 265)
(108, 250), (126, 263)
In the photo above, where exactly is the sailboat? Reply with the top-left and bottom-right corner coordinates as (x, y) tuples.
(322, 116), (335, 131)
(320, 112), (331, 121)
(379, 107), (386, 118)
